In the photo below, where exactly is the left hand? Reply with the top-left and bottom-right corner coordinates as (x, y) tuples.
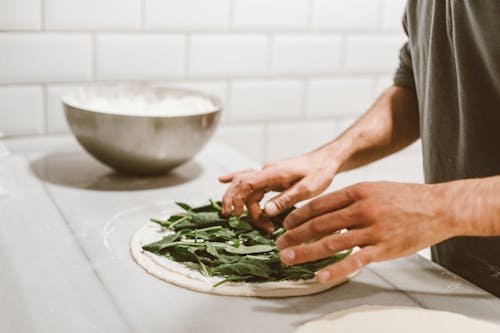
(276, 181), (459, 284)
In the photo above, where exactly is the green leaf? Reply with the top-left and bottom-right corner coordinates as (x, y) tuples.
(175, 202), (193, 211)
(149, 218), (170, 227)
(213, 258), (272, 279)
(281, 266), (315, 280)
(220, 243), (275, 255)
(228, 217), (253, 231)
(209, 199), (222, 211)
(212, 275), (252, 288)
(142, 200), (353, 288)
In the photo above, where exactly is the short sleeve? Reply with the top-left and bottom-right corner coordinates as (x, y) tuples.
(393, 8), (416, 90)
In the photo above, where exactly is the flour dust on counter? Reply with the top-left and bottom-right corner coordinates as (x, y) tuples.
(294, 305), (500, 333)
(131, 200), (355, 297)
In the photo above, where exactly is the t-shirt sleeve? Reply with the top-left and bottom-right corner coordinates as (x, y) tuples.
(393, 9), (416, 90)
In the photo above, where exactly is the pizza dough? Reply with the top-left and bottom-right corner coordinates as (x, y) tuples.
(131, 220), (355, 297)
(294, 305), (500, 332)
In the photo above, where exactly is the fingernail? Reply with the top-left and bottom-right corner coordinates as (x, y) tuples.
(280, 249), (295, 263)
(316, 271), (330, 283)
(264, 202), (278, 216)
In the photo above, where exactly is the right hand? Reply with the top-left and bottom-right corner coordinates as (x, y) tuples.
(219, 150), (339, 232)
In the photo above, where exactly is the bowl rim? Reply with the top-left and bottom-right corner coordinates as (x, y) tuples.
(61, 83), (222, 119)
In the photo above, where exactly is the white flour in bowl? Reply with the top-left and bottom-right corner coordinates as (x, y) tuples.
(62, 84), (218, 117)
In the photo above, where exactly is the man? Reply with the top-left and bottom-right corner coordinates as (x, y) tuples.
(219, 1), (500, 297)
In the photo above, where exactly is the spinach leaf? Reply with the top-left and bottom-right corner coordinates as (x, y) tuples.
(213, 258), (272, 279)
(143, 199), (352, 288)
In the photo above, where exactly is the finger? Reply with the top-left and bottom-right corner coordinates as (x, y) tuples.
(276, 205), (358, 250)
(221, 185), (237, 217)
(245, 191), (275, 234)
(263, 178), (314, 217)
(315, 246), (380, 284)
(221, 170), (258, 217)
(223, 171), (290, 217)
(245, 190), (265, 221)
(283, 188), (355, 230)
(279, 230), (369, 265)
(221, 183), (249, 217)
(218, 169), (255, 183)
(232, 193), (245, 217)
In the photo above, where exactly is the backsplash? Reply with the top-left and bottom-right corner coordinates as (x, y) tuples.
(0, 0), (423, 187)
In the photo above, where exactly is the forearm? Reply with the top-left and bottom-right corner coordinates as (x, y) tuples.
(443, 175), (500, 237)
(313, 85), (420, 173)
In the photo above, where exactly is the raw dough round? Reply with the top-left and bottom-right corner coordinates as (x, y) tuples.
(131, 220), (355, 297)
(294, 305), (499, 332)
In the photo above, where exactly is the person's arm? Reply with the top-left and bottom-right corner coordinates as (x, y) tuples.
(219, 85), (420, 228)
(313, 85), (419, 173)
(447, 176), (500, 236)
(277, 175), (500, 284)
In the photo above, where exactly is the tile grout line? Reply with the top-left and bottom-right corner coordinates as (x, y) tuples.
(378, 0), (387, 30)
(266, 33), (273, 76)
(0, 73), (394, 87)
(140, 0), (146, 30)
(42, 84), (48, 134)
(228, 0), (235, 31)
(338, 33), (348, 72)
(225, 79), (232, 122)
(306, 0), (314, 30)
(262, 123), (269, 163)
(40, 0), (45, 31)
(302, 78), (309, 120)
(91, 33), (98, 80)
(184, 34), (191, 79)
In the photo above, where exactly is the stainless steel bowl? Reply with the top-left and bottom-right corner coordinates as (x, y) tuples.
(62, 84), (222, 176)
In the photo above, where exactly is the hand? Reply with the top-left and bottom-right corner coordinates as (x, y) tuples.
(219, 151), (339, 232)
(276, 181), (458, 284)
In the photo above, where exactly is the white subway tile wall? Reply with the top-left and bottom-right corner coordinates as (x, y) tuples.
(0, 86), (44, 135)
(312, 0), (381, 31)
(266, 121), (339, 160)
(0, 0), (41, 30)
(145, 0), (230, 31)
(96, 34), (185, 80)
(233, 0), (308, 31)
(44, 0), (141, 30)
(306, 78), (374, 117)
(0, 33), (92, 83)
(0, 0), (422, 185)
(189, 34), (268, 78)
(271, 35), (342, 75)
(230, 80), (303, 121)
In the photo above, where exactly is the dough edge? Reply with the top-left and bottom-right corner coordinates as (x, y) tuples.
(130, 222), (353, 297)
(294, 305), (500, 332)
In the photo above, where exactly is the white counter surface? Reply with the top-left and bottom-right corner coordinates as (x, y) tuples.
(1, 135), (499, 333)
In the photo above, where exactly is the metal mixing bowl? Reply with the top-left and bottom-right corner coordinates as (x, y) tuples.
(62, 84), (222, 176)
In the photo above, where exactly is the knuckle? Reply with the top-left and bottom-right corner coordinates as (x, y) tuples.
(359, 252), (374, 266)
(222, 194), (232, 206)
(282, 231), (298, 245)
(275, 195), (292, 211)
(349, 182), (372, 199)
(324, 236), (340, 252)
(357, 201), (376, 220)
(310, 218), (327, 234)
(233, 194), (244, 205)
(298, 183), (314, 196)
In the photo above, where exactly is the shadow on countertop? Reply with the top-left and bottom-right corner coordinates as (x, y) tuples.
(30, 151), (203, 191)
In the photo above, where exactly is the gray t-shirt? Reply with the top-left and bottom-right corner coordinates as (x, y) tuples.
(394, 0), (500, 296)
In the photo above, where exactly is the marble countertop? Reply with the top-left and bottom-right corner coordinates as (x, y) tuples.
(1, 135), (499, 333)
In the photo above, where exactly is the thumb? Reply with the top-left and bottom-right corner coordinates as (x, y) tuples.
(264, 180), (313, 217)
